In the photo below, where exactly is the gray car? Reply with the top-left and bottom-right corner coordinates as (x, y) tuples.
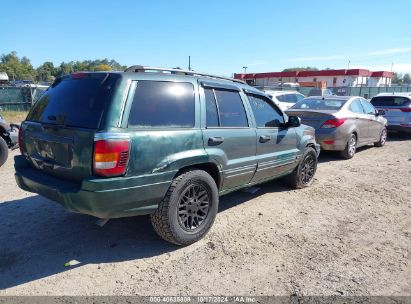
(286, 96), (387, 159)
(370, 93), (411, 134)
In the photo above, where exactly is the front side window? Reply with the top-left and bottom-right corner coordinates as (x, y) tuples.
(361, 99), (376, 115)
(128, 81), (195, 128)
(247, 94), (284, 127)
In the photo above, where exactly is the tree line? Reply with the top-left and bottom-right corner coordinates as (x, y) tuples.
(392, 73), (411, 85)
(2, 51), (410, 85)
(0, 51), (127, 82)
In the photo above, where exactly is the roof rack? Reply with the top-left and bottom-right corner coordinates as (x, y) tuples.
(124, 65), (245, 84)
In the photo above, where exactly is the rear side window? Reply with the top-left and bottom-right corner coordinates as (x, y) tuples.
(370, 96), (411, 107)
(27, 73), (120, 129)
(296, 94), (305, 102)
(349, 99), (365, 114)
(210, 89), (248, 127)
(128, 81), (195, 128)
(285, 94), (297, 103)
(276, 95), (285, 102)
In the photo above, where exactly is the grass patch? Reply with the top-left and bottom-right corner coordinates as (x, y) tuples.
(0, 111), (28, 123)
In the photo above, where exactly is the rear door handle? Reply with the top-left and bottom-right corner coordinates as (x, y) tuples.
(208, 137), (224, 146)
(259, 135), (271, 143)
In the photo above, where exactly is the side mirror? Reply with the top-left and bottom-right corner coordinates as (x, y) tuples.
(377, 109), (385, 116)
(265, 119), (280, 128)
(287, 116), (301, 128)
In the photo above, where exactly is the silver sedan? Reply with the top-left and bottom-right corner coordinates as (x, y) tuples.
(286, 96), (388, 159)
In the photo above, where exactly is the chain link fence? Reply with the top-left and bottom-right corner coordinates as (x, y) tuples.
(0, 85), (48, 111)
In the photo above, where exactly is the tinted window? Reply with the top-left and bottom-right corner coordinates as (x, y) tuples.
(370, 96), (411, 107)
(276, 95), (285, 102)
(284, 94), (297, 103)
(214, 90), (248, 127)
(292, 98), (346, 110)
(308, 89), (321, 96)
(361, 100), (376, 115)
(296, 94), (305, 102)
(128, 81), (195, 128)
(248, 94), (284, 127)
(27, 73), (120, 128)
(204, 88), (219, 127)
(349, 99), (365, 114)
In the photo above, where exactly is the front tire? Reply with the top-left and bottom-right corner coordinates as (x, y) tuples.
(0, 137), (8, 168)
(150, 170), (219, 246)
(284, 147), (318, 189)
(374, 127), (387, 147)
(341, 133), (357, 159)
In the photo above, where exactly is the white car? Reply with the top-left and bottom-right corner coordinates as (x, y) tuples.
(264, 90), (305, 111)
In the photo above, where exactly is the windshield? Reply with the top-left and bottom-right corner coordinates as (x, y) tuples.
(27, 73), (120, 129)
(291, 98), (347, 110)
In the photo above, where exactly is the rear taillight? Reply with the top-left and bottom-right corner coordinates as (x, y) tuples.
(18, 127), (24, 154)
(400, 108), (411, 112)
(93, 140), (130, 177)
(321, 118), (346, 129)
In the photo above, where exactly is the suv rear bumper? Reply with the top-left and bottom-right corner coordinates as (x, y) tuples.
(387, 124), (411, 133)
(14, 155), (173, 219)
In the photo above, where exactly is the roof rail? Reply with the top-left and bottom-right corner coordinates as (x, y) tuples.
(124, 65), (246, 84)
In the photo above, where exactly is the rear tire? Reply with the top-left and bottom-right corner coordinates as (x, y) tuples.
(374, 127), (387, 147)
(150, 170), (219, 246)
(0, 137), (8, 168)
(341, 133), (357, 159)
(284, 147), (317, 189)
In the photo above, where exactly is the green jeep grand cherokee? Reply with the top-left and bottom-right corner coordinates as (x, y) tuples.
(15, 66), (320, 245)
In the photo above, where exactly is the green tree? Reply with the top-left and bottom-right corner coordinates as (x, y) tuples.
(0, 51), (36, 80)
(36, 61), (55, 81)
(55, 62), (74, 77)
(94, 64), (112, 71)
(403, 73), (410, 85)
(392, 72), (403, 85)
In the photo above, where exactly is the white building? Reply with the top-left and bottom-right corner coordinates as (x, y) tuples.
(234, 69), (393, 87)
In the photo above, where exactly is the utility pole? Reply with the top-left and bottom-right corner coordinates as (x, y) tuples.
(243, 66), (248, 73)
(390, 62), (394, 72)
(188, 56), (191, 71)
(347, 60), (350, 70)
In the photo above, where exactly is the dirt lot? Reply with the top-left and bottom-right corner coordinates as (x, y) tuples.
(0, 135), (410, 296)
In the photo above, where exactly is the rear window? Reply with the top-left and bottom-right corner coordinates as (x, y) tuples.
(27, 73), (119, 129)
(128, 81), (195, 128)
(370, 96), (411, 107)
(291, 98), (346, 110)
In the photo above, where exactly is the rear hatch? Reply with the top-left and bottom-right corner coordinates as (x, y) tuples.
(370, 96), (411, 124)
(286, 109), (337, 129)
(21, 72), (120, 182)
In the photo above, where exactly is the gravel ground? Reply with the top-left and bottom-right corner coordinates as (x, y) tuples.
(0, 134), (410, 296)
